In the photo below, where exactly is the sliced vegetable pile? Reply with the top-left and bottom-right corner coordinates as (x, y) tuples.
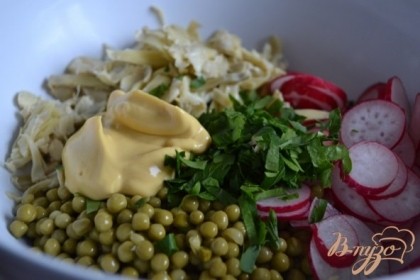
(268, 73), (420, 278)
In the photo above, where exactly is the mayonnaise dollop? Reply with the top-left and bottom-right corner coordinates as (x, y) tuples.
(62, 90), (211, 200)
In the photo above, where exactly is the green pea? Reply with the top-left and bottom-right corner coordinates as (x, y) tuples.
(135, 240), (154, 261)
(189, 210), (204, 225)
(116, 223), (132, 242)
(157, 187), (168, 200)
(35, 206), (47, 220)
(107, 193), (127, 213)
(148, 224), (166, 241)
(271, 252), (290, 272)
(99, 254), (120, 273)
(51, 229), (67, 244)
(57, 186), (72, 201)
(54, 213), (72, 229)
(225, 204), (241, 223)
(9, 220), (28, 238)
(33, 197), (49, 208)
(76, 239), (97, 257)
(251, 267), (271, 280)
(226, 242), (240, 258)
(199, 221), (218, 239)
(180, 196), (199, 213)
(77, 256), (94, 266)
(117, 240), (135, 263)
(211, 237), (229, 256)
(153, 209), (173, 226)
(226, 258), (241, 277)
(210, 211), (229, 230)
(16, 204), (37, 223)
(62, 238), (77, 255)
(286, 237), (303, 257)
(257, 246), (273, 264)
(117, 209), (133, 224)
(222, 227), (244, 245)
(72, 218), (92, 237)
(171, 251), (189, 269)
(44, 238), (61, 256)
(121, 266), (139, 278)
(137, 203), (155, 218)
(60, 201), (74, 215)
(71, 196), (86, 213)
(151, 253), (169, 272)
(208, 257), (227, 277)
(173, 210), (189, 229)
(99, 230), (115, 246)
(47, 201), (61, 212)
(148, 197), (161, 208)
(170, 269), (187, 280)
(37, 218), (54, 236)
(46, 188), (59, 202)
(94, 211), (113, 232)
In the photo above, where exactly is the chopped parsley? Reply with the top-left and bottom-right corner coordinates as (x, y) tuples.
(190, 76), (206, 89)
(149, 83), (169, 97)
(164, 95), (350, 272)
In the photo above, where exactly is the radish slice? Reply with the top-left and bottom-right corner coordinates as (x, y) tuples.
(357, 82), (386, 103)
(392, 132), (416, 167)
(289, 219), (310, 229)
(269, 73), (347, 111)
(256, 185), (310, 212)
(367, 169), (420, 223)
(341, 215), (390, 277)
(340, 100), (406, 148)
(308, 197), (340, 223)
(331, 165), (383, 223)
(309, 237), (354, 280)
(367, 156), (408, 200)
(345, 141), (398, 195)
(257, 200), (310, 221)
(409, 93), (420, 149)
(382, 76), (411, 119)
(312, 215), (359, 267)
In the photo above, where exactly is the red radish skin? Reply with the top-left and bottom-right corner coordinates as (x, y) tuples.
(256, 184), (310, 212)
(340, 100), (406, 148)
(382, 76), (411, 119)
(309, 237), (356, 280)
(357, 82), (386, 103)
(312, 215), (359, 267)
(392, 132), (416, 167)
(345, 141), (398, 195)
(331, 164), (383, 223)
(366, 156), (408, 200)
(367, 169), (420, 224)
(409, 93), (420, 149)
(257, 200), (310, 221)
(269, 73), (347, 111)
(341, 215), (390, 277)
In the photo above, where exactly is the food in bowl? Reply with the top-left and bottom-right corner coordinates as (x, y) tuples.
(4, 14), (420, 280)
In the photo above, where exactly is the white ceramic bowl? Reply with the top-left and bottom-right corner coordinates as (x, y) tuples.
(1, 1), (419, 279)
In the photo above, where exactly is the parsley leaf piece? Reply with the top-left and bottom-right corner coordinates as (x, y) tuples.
(176, 152), (207, 170)
(154, 233), (178, 256)
(149, 83), (169, 97)
(240, 245), (261, 274)
(265, 210), (281, 250)
(86, 198), (101, 214)
(309, 198), (328, 224)
(238, 194), (258, 244)
(134, 197), (148, 209)
(190, 76), (206, 89)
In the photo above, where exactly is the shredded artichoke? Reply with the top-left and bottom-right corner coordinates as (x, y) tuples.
(6, 22), (286, 191)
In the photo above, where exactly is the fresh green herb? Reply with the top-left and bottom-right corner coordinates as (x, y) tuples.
(240, 245), (261, 273)
(265, 210), (281, 250)
(85, 198), (101, 214)
(154, 233), (178, 256)
(309, 198), (328, 224)
(149, 83), (169, 97)
(134, 197), (148, 209)
(190, 76), (206, 89)
(164, 95), (350, 272)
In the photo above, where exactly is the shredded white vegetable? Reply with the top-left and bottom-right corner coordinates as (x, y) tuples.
(6, 22), (286, 191)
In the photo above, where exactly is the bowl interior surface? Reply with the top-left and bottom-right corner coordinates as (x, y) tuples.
(1, 0), (419, 279)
